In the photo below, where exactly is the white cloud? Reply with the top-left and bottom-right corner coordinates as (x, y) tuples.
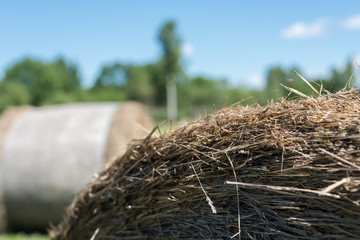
(281, 19), (327, 39)
(343, 15), (360, 30)
(181, 43), (194, 56)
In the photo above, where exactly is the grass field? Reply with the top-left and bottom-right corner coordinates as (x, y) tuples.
(0, 234), (49, 240)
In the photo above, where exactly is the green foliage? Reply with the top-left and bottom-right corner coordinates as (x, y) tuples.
(0, 234), (49, 240)
(51, 57), (81, 91)
(187, 77), (226, 106)
(4, 59), (55, 105)
(93, 63), (155, 103)
(147, 62), (167, 105)
(183, 76), (262, 118)
(265, 66), (288, 101)
(0, 81), (31, 112)
(225, 88), (260, 106)
(126, 65), (155, 103)
(326, 60), (353, 91)
(0, 20), (356, 122)
(2, 58), (81, 106)
(41, 91), (78, 105)
(158, 20), (182, 120)
(264, 61), (354, 102)
(158, 21), (181, 75)
(93, 63), (126, 89)
(87, 88), (127, 102)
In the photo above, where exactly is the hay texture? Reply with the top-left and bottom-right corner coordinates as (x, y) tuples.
(51, 90), (360, 239)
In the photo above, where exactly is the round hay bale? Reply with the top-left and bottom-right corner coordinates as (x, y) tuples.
(0, 106), (32, 231)
(105, 102), (152, 163)
(50, 90), (360, 239)
(0, 102), (151, 231)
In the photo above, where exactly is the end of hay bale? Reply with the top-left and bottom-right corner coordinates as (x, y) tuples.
(105, 101), (153, 163)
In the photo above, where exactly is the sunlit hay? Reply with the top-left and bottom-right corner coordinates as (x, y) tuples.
(105, 101), (153, 163)
(50, 88), (360, 239)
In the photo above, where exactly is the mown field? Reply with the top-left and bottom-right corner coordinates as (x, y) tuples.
(0, 234), (49, 240)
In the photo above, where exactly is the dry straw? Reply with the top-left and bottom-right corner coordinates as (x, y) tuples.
(50, 88), (360, 239)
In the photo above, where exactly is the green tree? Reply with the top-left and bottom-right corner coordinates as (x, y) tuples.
(265, 66), (287, 101)
(51, 57), (81, 91)
(158, 20), (181, 121)
(146, 62), (167, 105)
(93, 63), (155, 103)
(327, 60), (353, 91)
(0, 81), (30, 112)
(126, 65), (155, 103)
(3, 58), (81, 106)
(225, 88), (260, 106)
(92, 63), (127, 101)
(4, 59), (59, 105)
(188, 77), (225, 106)
(93, 63), (127, 89)
(289, 61), (354, 97)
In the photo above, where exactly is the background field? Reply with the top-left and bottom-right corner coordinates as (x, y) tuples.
(0, 234), (49, 240)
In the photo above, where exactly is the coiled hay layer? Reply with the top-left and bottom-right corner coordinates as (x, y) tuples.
(51, 90), (360, 239)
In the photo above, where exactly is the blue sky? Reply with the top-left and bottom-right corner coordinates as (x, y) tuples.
(1, 1), (360, 89)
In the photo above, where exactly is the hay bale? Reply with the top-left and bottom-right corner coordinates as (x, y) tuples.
(0, 106), (32, 231)
(0, 102), (151, 230)
(105, 102), (152, 163)
(50, 90), (360, 239)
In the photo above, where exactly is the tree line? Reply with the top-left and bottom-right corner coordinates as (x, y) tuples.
(0, 21), (355, 121)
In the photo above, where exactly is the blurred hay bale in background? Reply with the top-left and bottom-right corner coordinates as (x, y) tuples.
(0, 102), (151, 231)
(106, 102), (152, 164)
(0, 106), (32, 231)
(51, 89), (360, 239)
